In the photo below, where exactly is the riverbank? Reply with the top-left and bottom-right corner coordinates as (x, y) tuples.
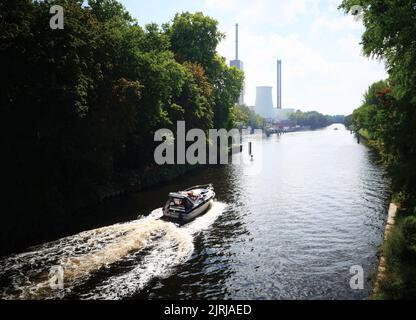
(372, 202), (397, 297)
(353, 129), (395, 298)
(0, 164), (203, 257)
(371, 201), (416, 299)
(0, 125), (388, 299)
(354, 129), (416, 299)
(97, 164), (202, 202)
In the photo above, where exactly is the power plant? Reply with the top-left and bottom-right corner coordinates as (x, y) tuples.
(230, 24), (245, 105)
(255, 86), (275, 120)
(228, 24), (293, 121)
(254, 59), (294, 121)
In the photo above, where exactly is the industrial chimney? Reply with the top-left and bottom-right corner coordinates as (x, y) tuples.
(230, 23), (244, 105)
(235, 23), (239, 60)
(277, 60), (282, 109)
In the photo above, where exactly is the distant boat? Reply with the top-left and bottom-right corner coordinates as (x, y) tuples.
(334, 128), (339, 130)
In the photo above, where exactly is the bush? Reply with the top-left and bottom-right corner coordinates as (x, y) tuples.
(402, 216), (416, 255)
(378, 212), (416, 299)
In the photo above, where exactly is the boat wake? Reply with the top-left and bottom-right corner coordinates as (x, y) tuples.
(0, 201), (227, 300)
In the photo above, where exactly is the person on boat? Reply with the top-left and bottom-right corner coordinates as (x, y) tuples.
(174, 198), (183, 207)
(187, 191), (198, 201)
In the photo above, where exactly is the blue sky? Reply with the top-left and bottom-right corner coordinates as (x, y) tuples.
(119, 0), (387, 115)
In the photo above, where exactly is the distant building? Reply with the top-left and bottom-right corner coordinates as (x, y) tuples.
(229, 24), (245, 105)
(255, 86), (275, 120)
(276, 60), (282, 109)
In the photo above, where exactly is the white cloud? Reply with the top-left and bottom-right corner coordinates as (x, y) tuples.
(310, 13), (361, 36)
(212, 0), (388, 115)
(123, 0), (388, 115)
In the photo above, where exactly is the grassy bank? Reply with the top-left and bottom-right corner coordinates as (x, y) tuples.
(361, 129), (416, 299)
(355, 129), (416, 299)
(373, 203), (416, 299)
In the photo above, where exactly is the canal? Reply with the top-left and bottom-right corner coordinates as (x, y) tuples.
(0, 124), (391, 299)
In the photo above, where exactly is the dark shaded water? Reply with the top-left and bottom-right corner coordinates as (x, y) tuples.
(0, 124), (390, 299)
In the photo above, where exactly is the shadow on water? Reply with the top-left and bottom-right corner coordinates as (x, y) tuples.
(0, 125), (391, 300)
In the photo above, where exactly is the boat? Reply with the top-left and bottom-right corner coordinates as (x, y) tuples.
(163, 184), (215, 222)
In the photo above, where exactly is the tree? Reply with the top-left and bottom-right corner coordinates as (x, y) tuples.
(340, 0), (416, 205)
(166, 12), (244, 129)
(1, 1), (246, 255)
(340, 1), (416, 298)
(167, 12), (224, 74)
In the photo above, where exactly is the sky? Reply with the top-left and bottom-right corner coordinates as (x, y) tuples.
(119, 0), (387, 115)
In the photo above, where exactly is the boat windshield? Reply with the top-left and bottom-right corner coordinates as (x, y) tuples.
(173, 198), (183, 206)
(170, 197), (193, 210)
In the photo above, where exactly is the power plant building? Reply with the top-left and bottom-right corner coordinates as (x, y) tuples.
(255, 86), (275, 120)
(254, 59), (294, 122)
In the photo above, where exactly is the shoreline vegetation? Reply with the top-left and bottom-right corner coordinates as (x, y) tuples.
(2, 1), (347, 257)
(340, 0), (416, 299)
(2, 0), (245, 256)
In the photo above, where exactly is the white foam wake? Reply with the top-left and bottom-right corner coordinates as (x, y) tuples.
(80, 201), (227, 300)
(0, 201), (227, 300)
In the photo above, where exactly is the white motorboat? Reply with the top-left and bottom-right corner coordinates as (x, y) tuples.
(163, 184), (215, 222)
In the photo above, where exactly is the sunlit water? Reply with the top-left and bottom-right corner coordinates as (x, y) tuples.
(0, 125), (390, 299)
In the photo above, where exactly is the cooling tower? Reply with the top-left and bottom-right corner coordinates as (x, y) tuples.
(255, 86), (274, 119)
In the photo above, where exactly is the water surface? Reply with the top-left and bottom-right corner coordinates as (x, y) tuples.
(0, 125), (390, 299)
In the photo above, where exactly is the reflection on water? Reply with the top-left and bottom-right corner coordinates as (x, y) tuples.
(0, 125), (390, 299)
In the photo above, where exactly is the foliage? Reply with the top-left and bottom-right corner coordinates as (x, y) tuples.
(289, 111), (344, 129)
(1, 1), (243, 254)
(339, 0), (416, 206)
(340, 0), (416, 299)
(377, 212), (416, 299)
(232, 105), (265, 129)
(344, 114), (353, 129)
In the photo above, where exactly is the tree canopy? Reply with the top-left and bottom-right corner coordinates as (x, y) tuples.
(289, 111), (345, 129)
(1, 0), (244, 254)
(340, 0), (416, 299)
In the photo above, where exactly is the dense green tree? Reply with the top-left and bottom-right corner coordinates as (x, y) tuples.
(232, 105), (265, 129)
(1, 1), (244, 254)
(167, 12), (224, 73)
(340, 0), (416, 205)
(289, 111), (346, 129)
(166, 12), (244, 129)
(340, 0), (416, 299)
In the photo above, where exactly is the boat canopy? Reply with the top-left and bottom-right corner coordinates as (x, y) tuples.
(168, 192), (188, 199)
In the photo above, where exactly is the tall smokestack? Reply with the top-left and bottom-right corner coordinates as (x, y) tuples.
(235, 23), (239, 60)
(277, 59), (282, 109)
(230, 23), (244, 105)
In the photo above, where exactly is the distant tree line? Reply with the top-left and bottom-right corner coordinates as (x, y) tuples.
(232, 105), (265, 129)
(340, 0), (416, 299)
(289, 110), (345, 129)
(1, 0), (243, 253)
